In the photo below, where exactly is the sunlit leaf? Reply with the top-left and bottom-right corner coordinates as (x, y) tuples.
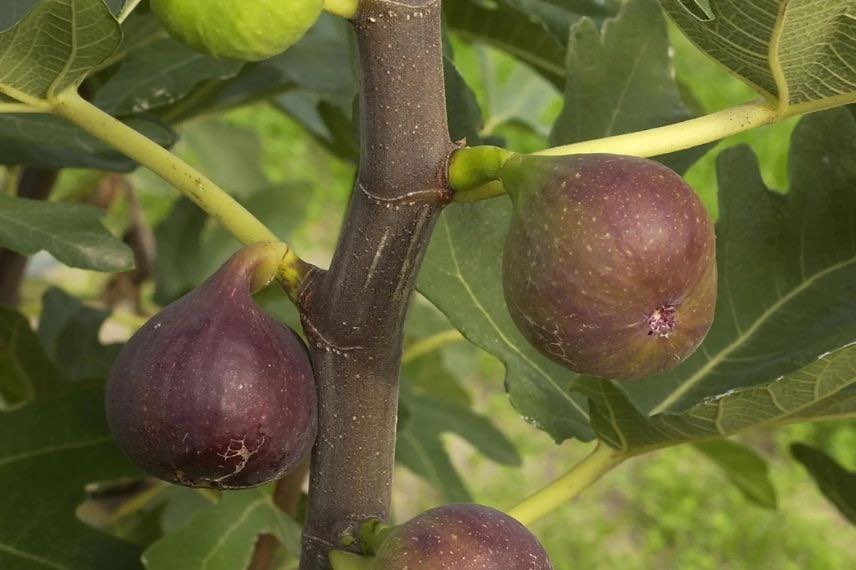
(576, 343), (856, 454)
(0, 0), (121, 101)
(142, 487), (301, 570)
(660, 0), (856, 113)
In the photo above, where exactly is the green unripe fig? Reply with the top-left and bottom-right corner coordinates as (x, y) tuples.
(372, 504), (553, 569)
(501, 153), (716, 380)
(150, 0), (324, 61)
(105, 243), (317, 489)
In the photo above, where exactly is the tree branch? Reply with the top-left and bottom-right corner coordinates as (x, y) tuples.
(297, 1), (453, 568)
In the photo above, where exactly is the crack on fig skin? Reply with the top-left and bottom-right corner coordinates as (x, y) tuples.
(215, 436), (266, 481)
(358, 182), (451, 209)
(647, 305), (677, 338)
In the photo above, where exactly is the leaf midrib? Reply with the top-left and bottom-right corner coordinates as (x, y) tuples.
(652, 254), (856, 413)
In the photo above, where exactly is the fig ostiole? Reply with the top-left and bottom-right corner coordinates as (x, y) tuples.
(501, 153), (716, 380)
(106, 242), (317, 489)
(371, 503), (553, 569)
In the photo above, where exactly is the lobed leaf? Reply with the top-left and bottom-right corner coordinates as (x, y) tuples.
(142, 487), (301, 570)
(0, 385), (142, 570)
(660, 0), (856, 114)
(0, 0), (121, 101)
(634, 108), (856, 413)
(418, 197), (594, 443)
(551, 0), (710, 173)
(575, 342), (856, 455)
(0, 192), (133, 272)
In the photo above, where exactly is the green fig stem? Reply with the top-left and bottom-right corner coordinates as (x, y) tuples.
(328, 551), (371, 570)
(507, 443), (624, 527)
(324, 0), (360, 19)
(447, 101), (780, 203)
(447, 145), (514, 193)
(451, 180), (507, 204)
(357, 519), (390, 555)
(117, 0), (144, 23)
(49, 89), (312, 300)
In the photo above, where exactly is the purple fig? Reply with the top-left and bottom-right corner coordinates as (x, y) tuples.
(501, 153), (716, 380)
(106, 243), (317, 489)
(372, 504), (553, 569)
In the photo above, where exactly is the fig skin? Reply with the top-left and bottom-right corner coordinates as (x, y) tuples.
(105, 244), (317, 489)
(501, 153), (716, 380)
(372, 504), (553, 570)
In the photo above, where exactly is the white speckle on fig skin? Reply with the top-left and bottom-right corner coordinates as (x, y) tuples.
(373, 504), (553, 569)
(105, 248), (318, 489)
(502, 153), (717, 380)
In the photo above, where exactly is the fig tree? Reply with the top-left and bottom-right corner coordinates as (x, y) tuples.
(372, 503), (553, 569)
(106, 243), (317, 489)
(501, 153), (716, 380)
(150, 0), (324, 61)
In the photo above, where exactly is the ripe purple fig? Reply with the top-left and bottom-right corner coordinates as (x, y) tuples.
(372, 504), (553, 569)
(106, 243), (317, 489)
(501, 153), (716, 380)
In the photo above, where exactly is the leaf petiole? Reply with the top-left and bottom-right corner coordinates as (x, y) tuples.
(507, 442), (624, 527)
(49, 89), (312, 299)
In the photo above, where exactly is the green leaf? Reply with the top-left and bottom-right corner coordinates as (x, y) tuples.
(660, 0), (856, 113)
(152, 198), (207, 305)
(575, 342), (856, 455)
(0, 113), (177, 171)
(693, 439), (778, 509)
(0, 0), (121, 101)
(475, 45), (560, 138)
(0, 307), (63, 408)
(163, 14), (356, 123)
(38, 288), (122, 381)
(444, 0), (567, 88)
(180, 120), (270, 199)
(0, 193), (133, 272)
(675, 0), (714, 21)
(551, 0), (709, 173)
(153, 131), (309, 305)
(397, 384), (520, 503)
(0, 0), (124, 30)
(142, 487), (301, 570)
(635, 109), (856, 413)
(791, 443), (856, 525)
(94, 38), (243, 116)
(0, 385), (142, 570)
(418, 198), (593, 443)
(444, 57), (482, 145)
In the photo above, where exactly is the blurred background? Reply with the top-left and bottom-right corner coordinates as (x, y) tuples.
(4, 14), (854, 570)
